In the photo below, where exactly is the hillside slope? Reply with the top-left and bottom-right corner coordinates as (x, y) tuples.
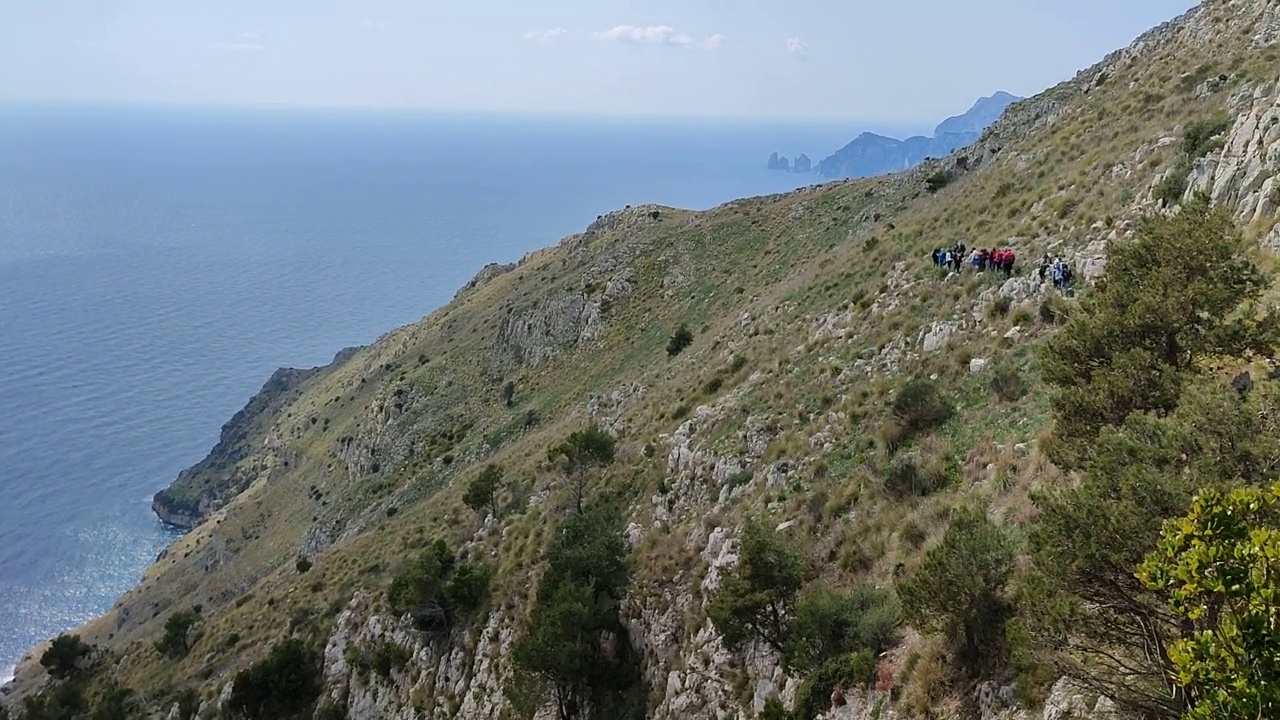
(8, 1), (1280, 718)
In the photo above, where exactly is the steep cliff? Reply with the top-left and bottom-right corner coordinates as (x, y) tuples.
(9, 2), (1280, 719)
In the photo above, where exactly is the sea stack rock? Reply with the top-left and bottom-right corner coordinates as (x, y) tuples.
(767, 152), (790, 170)
(793, 153), (812, 172)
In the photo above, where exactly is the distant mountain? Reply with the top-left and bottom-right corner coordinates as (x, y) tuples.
(811, 92), (1020, 180)
(933, 91), (1020, 136)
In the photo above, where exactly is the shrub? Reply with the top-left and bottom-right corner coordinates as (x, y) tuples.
(884, 452), (953, 498)
(990, 365), (1026, 402)
(924, 170), (953, 193)
(708, 521), (811, 653)
(227, 639), (323, 720)
(792, 650), (877, 720)
(464, 464), (503, 518)
(760, 696), (792, 720)
(898, 507), (1014, 675)
(155, 608), (200, 659)
(1182, 114), (1231, 158)
(704, 376), (724, 394)
(784, 583), (898, 672)
(501, 380), (516, 407)
(40, 634), (92, 679)
(295, 557), (313, 573)
(987, 296), (1012, 319)
(370, 641), (412, 679)
(667, 325), (694, 357)
(891, 379), (953, 437)
(1154, 160), (1191, 207)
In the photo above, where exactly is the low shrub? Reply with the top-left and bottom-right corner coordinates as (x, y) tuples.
(792, 650), (877, 720)
(666, 325), (694, 357)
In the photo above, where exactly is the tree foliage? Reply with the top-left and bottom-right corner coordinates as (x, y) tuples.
(513, 505), (641, 720)
(1042, 198), (1279, 468)
(666, 325), (693, 357)
(155, 607), (200, 659)
(1137, 483), (1280, 720)
(226, 639), (322, 720)
(549, 425), (616, 513)
(784, 583), (898, 673)
(898, 507), (1013, 674)
(387, 539), (490, 631)
(40, 634), (92, 680)
(464, 464), (503, 519)
(1024, 201), (1280, 718)
(708, 522), (812, 654)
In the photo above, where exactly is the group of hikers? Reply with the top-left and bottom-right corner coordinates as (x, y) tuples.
(929, 244), (1076, 291)
(931, 243), (1018, 277)
(1039, 253), (1075, 291)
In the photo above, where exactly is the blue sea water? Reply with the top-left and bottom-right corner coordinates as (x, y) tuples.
(0, 105), (887, 680)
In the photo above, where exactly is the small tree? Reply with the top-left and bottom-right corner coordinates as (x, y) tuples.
(156, 607), (201, 659)
(1137, 483), (1280, 720)
(502, 381), (516, 407)
(464, 464), (503, 518)
(708, 521), (811, 653)
(40, 634), (92, 680)
(666, 325), (694, 357)
(898, 507), (1013, 674)
(549, 425), (616, 513)
(227, 638), (322, 720)
(512, 505), (638, 720)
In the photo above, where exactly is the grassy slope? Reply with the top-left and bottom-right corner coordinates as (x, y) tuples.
(13, 0), (1280, 710)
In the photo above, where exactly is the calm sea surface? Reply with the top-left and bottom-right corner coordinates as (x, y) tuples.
(0, 105), (897, 678)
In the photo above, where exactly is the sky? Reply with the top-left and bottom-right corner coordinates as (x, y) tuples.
(0, 0), (1200, 124)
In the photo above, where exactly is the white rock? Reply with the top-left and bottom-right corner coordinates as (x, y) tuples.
(970, 358), (990, 374)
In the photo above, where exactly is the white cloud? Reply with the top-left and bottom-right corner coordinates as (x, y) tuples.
(241, 31), (262, 40)
(524, 28), (568, 44)
(592, 25), (725, 49)
(787, 38), (809, 59)
(360, 19), (386, 30)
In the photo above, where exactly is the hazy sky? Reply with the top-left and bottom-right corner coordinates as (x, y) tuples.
(1, 0), (1198, 123)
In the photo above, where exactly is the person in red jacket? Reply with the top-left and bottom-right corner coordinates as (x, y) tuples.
(1002, 249), (1016, 278)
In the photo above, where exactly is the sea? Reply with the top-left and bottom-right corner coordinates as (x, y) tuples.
(0, 105), (913, 681)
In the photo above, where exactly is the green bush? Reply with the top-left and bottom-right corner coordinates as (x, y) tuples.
(155, 608), (200, 659)
(792, 650), (877, 720)
(760, 696), (793, 720)
(513, 505), (641, 720)
(464, 464), (503, 518)
(990, 365), (1026, 402)
(40, 634), (92, 679)
(666, 325), (694, 356)
(898, 507), (1013, 675)
(1182, 115), (1232, 158)
(370, 641), (412, 679)
(387, 541), (490, 631)
(924, 170), (953, 193)
(295, 557), (313, 573)
(987, 296), (1012, 319)
(784, 583), (898, 671)
(891, 379), (953, 438)
(708, 522), (811, 653)
(227, 639), (322, 719)
(1154, 159), (1191, 207)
